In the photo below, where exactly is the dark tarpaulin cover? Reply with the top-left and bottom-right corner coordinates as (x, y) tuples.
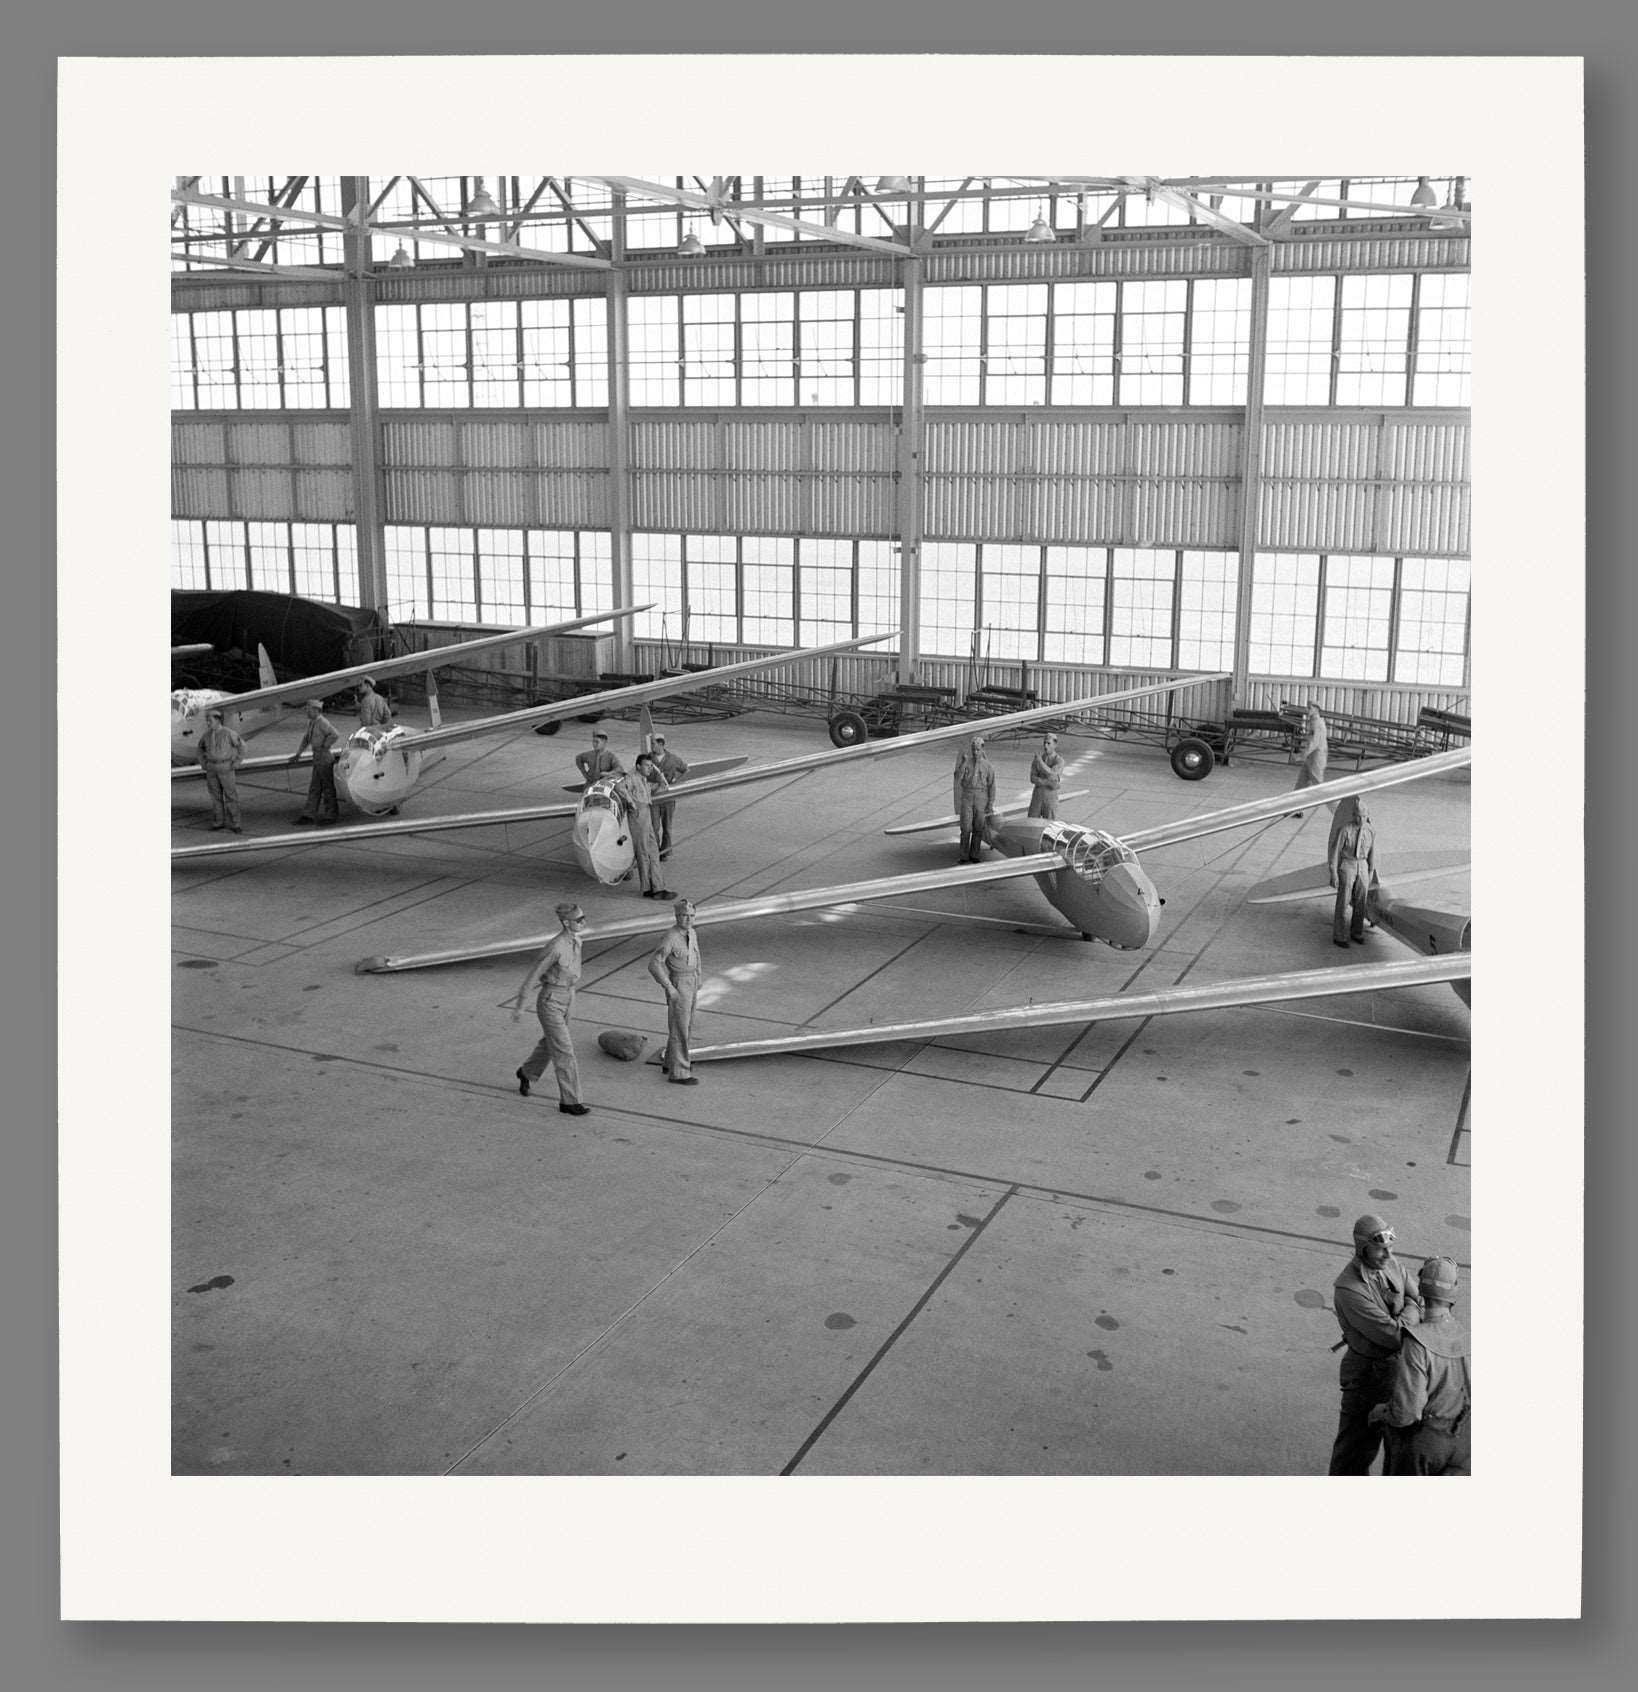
(171, 591), (388, 690)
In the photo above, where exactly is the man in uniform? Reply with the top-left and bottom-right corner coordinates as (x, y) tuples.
(616, 753), (675, 901)
(289, 698), (342, 826)
(196, 707), (246, 833)
(650, 732), (691, 859)
(508, 901), (591, 1115)
(574, 729), (624, 787)
(356, 677), (393, 731)
(1327, 794), (1379, 948)
(1288, 703), (1329, 815)
(647, 897), (702, 1085)
(953, 735), (997, 863)
(1027, 731), (1065, 820)
(1373, 1255), (1471, 1476)
(1328, 1213), (1421, 1474)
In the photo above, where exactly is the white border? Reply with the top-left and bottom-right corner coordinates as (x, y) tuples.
(59, 54), (1584, 1621)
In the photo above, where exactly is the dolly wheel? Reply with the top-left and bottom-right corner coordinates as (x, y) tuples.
(1169, 737), (1215, 781)
(828, 709), (869, 748)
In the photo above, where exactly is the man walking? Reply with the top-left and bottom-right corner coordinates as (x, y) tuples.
(508, 901), (591, 1116)
(1327, 1212), (1421, 1474)
(650, 732), (691, 858)
(196, 707), (246, 832)
(1287, 703), (1329, 815)
(1328, 795), (1379, 948)
(289, 698), (342, 825)
(953, 735), (997, 863)
(1374, 1256), (1471, 1476)
(1027, 731), (1065, 820)
(647, 897), (702, 1085)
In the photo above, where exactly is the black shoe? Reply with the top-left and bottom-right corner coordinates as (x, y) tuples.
(656, 890), (675, 901)
(229, 826), (243, 834)
(1351, 935), (1366, 944)
(641, 890), (657, 899)
(515, 1068), (531, 1097)
(209, 824), (225, 831)
(316, 818), (337, 827)
(659, 850), (672, 861)
(669, 1076), (699, 1085)
(559, 1102), (590, 1116)
(294, 816), (315, 825)
(1332, 940), (1350, 949)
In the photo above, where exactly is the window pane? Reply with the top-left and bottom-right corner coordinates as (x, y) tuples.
(978, 543), (1041, 661)
(1189, 278), (1250, 406)
(1044, 545), (1106, 665)
(1265, 277), (1336, 405)
(924, 286), (981, 405)
(1249, 553), (1319, 676)
(476, 528), (527, 623)
(632, 533), (683, 640)
(1177, 550), (1238, 670)
(1119, 281), (1186, 406)
(386, 527), (430, 620)
(1412, 272), (1472, 407)
(1109, 547), (1175, 668)
(1336, 273), (1412, 407)
(1394, 556), (1470, 685)
(1050, 281), (1116, 404)
(1319, 553), (1393, 680)
(684, 534), (738, 640)
(856, 540), (900, 641)
(920, 540), (977, 657)
(428, 525), (477, 620)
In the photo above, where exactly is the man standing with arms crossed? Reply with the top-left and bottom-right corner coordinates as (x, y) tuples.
(1027, 731), (1064, 820)
(1328, 1212), (1421, 1474)
(508, 902), (591, 1116)
(647, 897), (702, 1085)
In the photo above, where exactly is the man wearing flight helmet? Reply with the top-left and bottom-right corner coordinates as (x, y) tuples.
(1372, 1255), (1471, 1476)
(1327, 1213), (1422, 1475)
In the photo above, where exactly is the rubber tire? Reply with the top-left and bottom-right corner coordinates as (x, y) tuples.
(828, 710), (870, 748)
(1169, 737), (1215, 781)
(534, 719), (563, 736)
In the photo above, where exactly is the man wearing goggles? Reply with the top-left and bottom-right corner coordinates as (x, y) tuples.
(1327, 1213), (1422, 1474)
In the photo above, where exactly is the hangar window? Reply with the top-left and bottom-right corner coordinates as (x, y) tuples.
(1394, 558), (1471, 686)
(1109, 549), (1175, 669)
(1320, 553), (1395, 680)
(1044, 547), (1107, 667)
(171, 307), (349, 410)
(1411, 274), (1471, 407)
(170, 518), (358, 602)
(375, 298), (607, 409)
(1249, 553), (1320, 678)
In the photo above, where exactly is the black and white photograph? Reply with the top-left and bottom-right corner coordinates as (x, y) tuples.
(56, 54), (1584, 1625)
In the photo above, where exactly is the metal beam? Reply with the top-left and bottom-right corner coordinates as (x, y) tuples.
(1119, 176), (1269, 248)
(596, 176), (914, 258)
(171, 187), (612, 272)
(171, 251), (341, 284)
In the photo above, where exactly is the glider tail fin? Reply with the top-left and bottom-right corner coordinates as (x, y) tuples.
(256, 644), (277, 690)
(426, 670), (442, 729)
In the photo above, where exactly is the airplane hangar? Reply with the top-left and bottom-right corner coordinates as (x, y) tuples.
(169, 175), (1471, 1478)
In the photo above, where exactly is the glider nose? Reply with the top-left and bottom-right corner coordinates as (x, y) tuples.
(573, 806), (634, 885)
(1104, 863), (1161, 949)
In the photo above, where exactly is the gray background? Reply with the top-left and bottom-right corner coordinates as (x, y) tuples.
(5, 1), (1628, 1685)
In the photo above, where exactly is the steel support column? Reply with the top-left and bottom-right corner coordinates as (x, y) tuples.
(341, 177), (389, 614)
(606, 196), (636, 670)
(1229, 245), (1272, 713)
(895, 255), (926, 684)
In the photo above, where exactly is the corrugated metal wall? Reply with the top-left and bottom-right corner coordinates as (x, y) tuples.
(170, 407), (1468, 555)
(171, 417), (353, 520)
(1259, 415), (1469, 555)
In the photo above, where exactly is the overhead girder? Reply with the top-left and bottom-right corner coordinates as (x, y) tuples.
(172, 175), (1469, 283)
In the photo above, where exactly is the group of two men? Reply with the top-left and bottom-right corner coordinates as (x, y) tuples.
(509, 894), (703, 1115)
(950, 730), (1067, 862)
(1329, 1212), (1471, 1477)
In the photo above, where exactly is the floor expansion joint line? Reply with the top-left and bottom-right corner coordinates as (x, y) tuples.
(443, 1068), (911, 1476)
(780, 1183), (1020, 1475)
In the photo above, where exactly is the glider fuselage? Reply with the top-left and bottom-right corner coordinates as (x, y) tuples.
(987, 817), (1162, 949)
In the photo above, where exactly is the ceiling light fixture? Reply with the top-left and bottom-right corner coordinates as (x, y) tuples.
(874, 176), (911, 194)
(387, 244), (414, 269)
(1025, 213), (1054, 243)
(465, 178), (499, 220)
(679, 230), (706, 257)
(1409, 175), (1438, 210)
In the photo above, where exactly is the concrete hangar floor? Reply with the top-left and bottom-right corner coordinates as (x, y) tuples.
(171, 701), (1471, 1477)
